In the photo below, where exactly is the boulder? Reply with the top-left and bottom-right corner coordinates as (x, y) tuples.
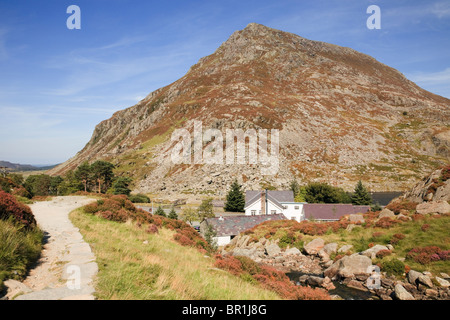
(417, 274), (433, 288)
(378, 208), (395, 218)
(346, 280), (368, 292)
(323, 243), (338, 255)
(338, 244), (353, 253)
(284, 247), (302, 256)
(408, 270), (422, 285)
(265, 243), (281, 257)
(361, 245), (389, 259)
(394, 284), (415, 300)
(324, 253), (372, 279)
(435, 277), (450, 288)
(318, 249), (330, 263)
(306, 276), (325, 287)
(304, 238), (325, 255)
(348, 214), (365, 224)
(416, 201), (450, 215)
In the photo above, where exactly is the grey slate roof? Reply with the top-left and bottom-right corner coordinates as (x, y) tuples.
(204, 214), (286, 237)
(303, 204), (370, 221)
(245, 190), (294, 209)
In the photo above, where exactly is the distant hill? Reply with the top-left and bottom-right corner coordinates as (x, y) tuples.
(0, 160), (58, 172)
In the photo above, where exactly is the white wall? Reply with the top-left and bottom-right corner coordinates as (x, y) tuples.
(245, 200), (304, 222)
(281, 203), (304, 222)
(215, 236), (231, 247)
(245, 199), (284, 216)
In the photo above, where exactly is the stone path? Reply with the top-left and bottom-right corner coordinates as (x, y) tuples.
(11, 196), (98, 300)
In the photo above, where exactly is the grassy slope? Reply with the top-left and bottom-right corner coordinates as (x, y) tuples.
(70, 208), (280, 300)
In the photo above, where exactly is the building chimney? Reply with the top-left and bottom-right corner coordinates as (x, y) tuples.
(261, 190), (266, 215)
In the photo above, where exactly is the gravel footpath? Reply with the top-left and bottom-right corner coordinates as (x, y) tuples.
(11, 196), (97, 300)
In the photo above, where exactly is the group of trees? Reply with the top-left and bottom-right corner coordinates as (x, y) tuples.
(290, 180), (373, 205)
(2, 160), (135, 198)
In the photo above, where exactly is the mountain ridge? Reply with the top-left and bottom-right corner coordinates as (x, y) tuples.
(48, 23), (450, 196)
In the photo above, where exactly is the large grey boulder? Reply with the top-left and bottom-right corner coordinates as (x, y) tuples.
(416, 201), (450, 215)
(361, 245), (389, 259)
(408, 270), (422, 285)
(378, 208), (395, 218)
(304, 238), (325, 255)
(324, 253), (372, 279)
(265, 243), (281, 257)
(394, 284), (415, 300)
(323, 243), (338, 255)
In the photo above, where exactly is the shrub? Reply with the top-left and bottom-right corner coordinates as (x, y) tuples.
(386, 199), (417, 214)
(380, 258), (405, 276)
(390, 233), (406, 245)
(129, 193), (150, 203)
(0, 190), (36, 229)
(375, 217), (398, 229)
(421, 224), (430, 232)
(406, 246), (448, 264)
(146, 224), (159, 234)
(376, 249), (392, 259)
(441, 165), (450, 181)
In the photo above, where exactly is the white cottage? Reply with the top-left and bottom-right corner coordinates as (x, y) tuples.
(244, 190), (305, 222)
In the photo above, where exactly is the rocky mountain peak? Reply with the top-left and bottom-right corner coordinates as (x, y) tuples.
(49, 24), (450, 197)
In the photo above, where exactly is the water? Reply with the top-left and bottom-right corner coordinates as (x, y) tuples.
(370, 192), (403, 206)
(286, 272), (375, 300)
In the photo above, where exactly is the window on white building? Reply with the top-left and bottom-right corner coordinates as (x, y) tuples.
(294, 206), (299, 210)
(251, 210), (256, 216)
(271, 210), (276, 215)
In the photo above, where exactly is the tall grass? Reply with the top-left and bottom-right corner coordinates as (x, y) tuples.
(70, 208), (280, 300)
(0, 218), (43, 291)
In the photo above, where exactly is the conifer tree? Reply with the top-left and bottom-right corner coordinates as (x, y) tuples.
(351, 180), (373, 205)
(224, 180), (245, 212)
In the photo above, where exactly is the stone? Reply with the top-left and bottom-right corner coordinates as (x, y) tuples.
(418, 274), (433, 288)
(425, 289), (439, 298)
(440, 272), (450, 279)
(416, 201), (450, 215)
(306, 276), (325, 287)
(378, 208), (395, 218)
(318, 249), (330, 262)
(361, 244), (389, 259)
(347, 280), (368, 292)
(303, 238), (325, 255)
(322, 243), (338, 255)
(394, 284), (415, 300)
(338, 244), (353, 253)
(408, 270), (422, 285)
(324, 253), (372, 279)
(284, 247), (302, 256)
(348, 214), (365, 224)
(265, 243), (281, 257)
(435, 277), (450, 288)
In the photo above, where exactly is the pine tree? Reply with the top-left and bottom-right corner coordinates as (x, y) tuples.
(224, 180), (245, 212)
(351, 180), (373, 205)
(154, 206), (166, 217)
(168, 207), (178, 219)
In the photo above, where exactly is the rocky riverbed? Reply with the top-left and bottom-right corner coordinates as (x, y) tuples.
(223, 228), (450, 300)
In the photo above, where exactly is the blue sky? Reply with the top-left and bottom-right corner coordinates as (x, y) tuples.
(0, 0), (449, 165)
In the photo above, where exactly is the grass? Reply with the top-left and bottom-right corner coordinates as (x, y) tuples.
(0, 218), (43, 291)
(70, 208), (280, 300)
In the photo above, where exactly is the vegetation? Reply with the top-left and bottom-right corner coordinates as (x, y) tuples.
(71, 199), (279, 300)
(351, 180), (373, 205)
(0, 191), (43, 293)
(303, 182), (352, 204)
(128, 193), (150, 203)
(224, 180), (245, 212)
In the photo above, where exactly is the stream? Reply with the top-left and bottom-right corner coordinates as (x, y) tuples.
(286, 272), (375, 300)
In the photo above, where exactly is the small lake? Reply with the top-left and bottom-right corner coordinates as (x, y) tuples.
(370, 192), (403, 206)
(286, 272), (375, 300)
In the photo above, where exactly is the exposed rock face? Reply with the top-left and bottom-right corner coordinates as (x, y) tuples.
(324, 254), (372, 279)
(402, 167), (450, 203)
(304, 238), (325, 255)
(49, 23), (450, 195)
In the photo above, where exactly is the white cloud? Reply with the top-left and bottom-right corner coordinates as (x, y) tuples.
(431, 1), (450, 18)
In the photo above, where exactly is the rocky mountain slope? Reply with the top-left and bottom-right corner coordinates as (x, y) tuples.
(48, 23), (450, 196)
